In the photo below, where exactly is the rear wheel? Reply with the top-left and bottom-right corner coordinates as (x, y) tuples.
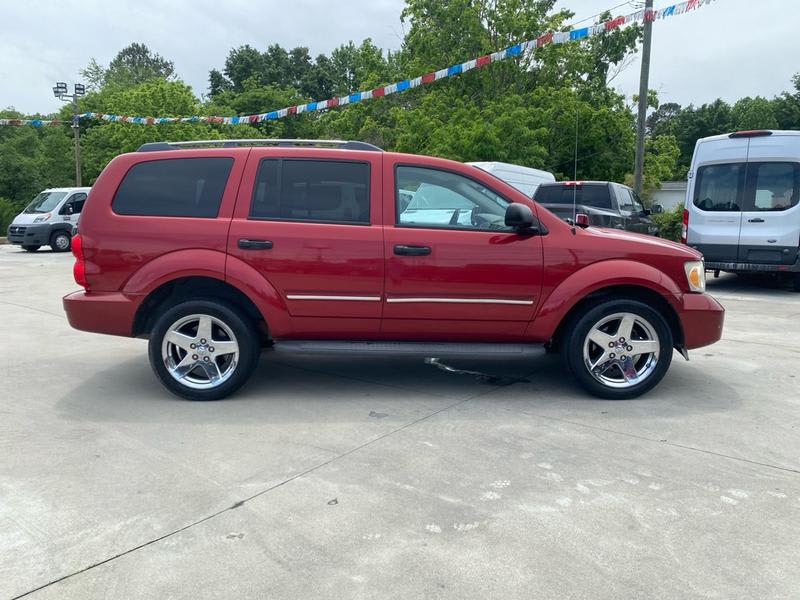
(49, 230), (71, 252)
(563, 299), (673, 399)
(21, 245), (40, 252)
(792, 273), (800, 293)
(148, 299), (260, 401)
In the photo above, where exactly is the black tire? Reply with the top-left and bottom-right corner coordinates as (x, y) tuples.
(562, 299), (673, 400)
(792, 273), (800, 293)
(49, 230), (71, 252)
(21, 245), (40, 252)
(148, 298), (260, 401)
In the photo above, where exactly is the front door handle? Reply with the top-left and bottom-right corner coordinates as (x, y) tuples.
(238, 239), (273, 250)
(747, 218), (765, 223)
(394, 244), (431, 256)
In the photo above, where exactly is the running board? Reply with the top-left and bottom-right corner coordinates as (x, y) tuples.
(272, 340), (546, 358)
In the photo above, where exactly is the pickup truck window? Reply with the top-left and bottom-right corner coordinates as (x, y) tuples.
(250, 159), (370, 224)
(113, 158), (233, 218)
(535, 184), (613, 210)
(395, 166), (511, 231)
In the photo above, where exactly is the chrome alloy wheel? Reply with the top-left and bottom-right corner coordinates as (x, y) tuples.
(582, 312), (660, 389)
(161, 314), (240, 390)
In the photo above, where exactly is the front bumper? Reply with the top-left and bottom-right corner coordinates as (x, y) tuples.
(63, 290), (141, 337)
(7, 223), (51, 246)
(677, 292), (725, 350)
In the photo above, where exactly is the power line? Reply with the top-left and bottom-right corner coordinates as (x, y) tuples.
(568, 1), (643, 28)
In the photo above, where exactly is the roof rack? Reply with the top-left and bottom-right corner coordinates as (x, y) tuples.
(137, 139), (383, 152)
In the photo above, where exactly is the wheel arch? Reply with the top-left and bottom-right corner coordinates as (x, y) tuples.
(528, 260), (685, 349)
(547, 284), (683, 352)
(132, 276), (269, 344)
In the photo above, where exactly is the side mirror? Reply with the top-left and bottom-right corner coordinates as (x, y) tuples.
(505, 203), (536, 232)
(64, 204), (74, 215)
(575, 213), (590, 228)
(651, 204), (663, 214)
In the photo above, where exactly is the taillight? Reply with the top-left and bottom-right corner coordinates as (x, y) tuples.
(681, 208), (689, 244)
(71, 233), (89, 290)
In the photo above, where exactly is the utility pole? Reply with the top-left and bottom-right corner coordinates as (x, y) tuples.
(633, 0), (654, 196)
(53, 82), (85, 186)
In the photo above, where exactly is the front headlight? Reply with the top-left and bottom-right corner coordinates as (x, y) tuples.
(33, 213), (51, 223)
(684, 260), (706, 293)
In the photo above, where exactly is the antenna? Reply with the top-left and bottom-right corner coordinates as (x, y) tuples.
(571, 105), (579, 230)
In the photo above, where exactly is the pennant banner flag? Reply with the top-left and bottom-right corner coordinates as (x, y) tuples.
(1, 0), (714, 127)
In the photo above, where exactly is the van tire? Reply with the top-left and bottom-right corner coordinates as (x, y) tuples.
(792, 273), (800, 293)
(22, 245), (40, 252)
(49, 230), (71, 252)
(562, 299), (673, 400)
(148, 298), (260, 401)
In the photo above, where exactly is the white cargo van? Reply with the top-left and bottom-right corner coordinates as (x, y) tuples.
(6, 187), (90, 252)
(468, 161), (556, 197)
(684, 130), (800, 290)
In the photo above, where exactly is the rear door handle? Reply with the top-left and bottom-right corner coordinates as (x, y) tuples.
(747, 218), (765, 223)
(238, 239), (273, 250)
(394, 244), (431, 256)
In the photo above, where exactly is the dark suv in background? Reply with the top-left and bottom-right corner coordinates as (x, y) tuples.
(535, 181), (660, 236)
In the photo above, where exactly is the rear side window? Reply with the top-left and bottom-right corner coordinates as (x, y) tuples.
(112, 158), (233, 218)
(748, 162), (800, 212)
(534, 184), (612, 210)
(693, 163), (744, 212)
(250, 159), (370, 224)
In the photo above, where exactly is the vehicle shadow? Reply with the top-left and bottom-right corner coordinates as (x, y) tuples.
(55, 350), (742, 426)
(707, 272), (798, 295)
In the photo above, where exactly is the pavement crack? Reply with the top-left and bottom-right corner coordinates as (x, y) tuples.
(508, 408), (800, 476)
(11, 387), (490, 599)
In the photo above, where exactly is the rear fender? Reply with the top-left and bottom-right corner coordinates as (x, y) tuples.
(526, 259), (683, 340)
(224, 254), (292, 336)
(122, 249), (290, 336)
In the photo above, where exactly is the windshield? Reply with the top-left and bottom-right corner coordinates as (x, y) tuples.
(24, 191), (68, 214)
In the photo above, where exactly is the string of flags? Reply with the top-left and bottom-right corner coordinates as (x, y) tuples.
(1, 0), (714, 127)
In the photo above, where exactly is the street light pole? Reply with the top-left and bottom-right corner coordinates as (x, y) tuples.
(633, 0), (654, 196)
(53, 82), (85, 187)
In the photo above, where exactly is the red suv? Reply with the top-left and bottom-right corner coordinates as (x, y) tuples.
(63, 139), (724, 401)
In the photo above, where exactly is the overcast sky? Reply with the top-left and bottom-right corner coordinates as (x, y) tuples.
(0, 0), (796, 116)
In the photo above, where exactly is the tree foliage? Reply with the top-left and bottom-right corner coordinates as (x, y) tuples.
(2, 6), (799, 234)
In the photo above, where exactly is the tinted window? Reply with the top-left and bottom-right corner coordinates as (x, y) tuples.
(693, 163), (744, 212)
(60, 193), (87, 215)
(112, 158), (233, 218)
(748, 162), (799, 212)
(396, 166), (511, 231)
(250, 159), (369, 224)
(534, 184), (612, 210)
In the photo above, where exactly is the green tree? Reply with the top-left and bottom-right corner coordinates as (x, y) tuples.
(731, 96), (778, 130)
(104, 43), (175, 88)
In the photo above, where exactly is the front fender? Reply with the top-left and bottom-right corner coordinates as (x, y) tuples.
(526, 259), (683, 341)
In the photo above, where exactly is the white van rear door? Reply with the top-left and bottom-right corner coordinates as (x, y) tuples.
(688, 160), (746, 262)
(737, 135), (800, 265)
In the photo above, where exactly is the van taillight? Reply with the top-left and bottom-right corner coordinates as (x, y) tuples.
(681, 209), (689, 244)
(71, 234), (89, 290)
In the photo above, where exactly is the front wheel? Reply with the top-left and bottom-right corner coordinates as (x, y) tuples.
(49, 230), (71, 252)
(148, 299), (260, 400)
(563, 299), (673, 399)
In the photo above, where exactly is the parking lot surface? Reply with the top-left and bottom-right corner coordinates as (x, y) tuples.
(1, 244), (798, 599)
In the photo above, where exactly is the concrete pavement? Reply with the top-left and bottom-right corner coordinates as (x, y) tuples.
(1, 245), (798, 599)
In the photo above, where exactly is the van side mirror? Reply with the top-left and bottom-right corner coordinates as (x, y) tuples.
(651, 204), (663, 214)
(64, 203), (74, 215)
(505, 203), (536, 232)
